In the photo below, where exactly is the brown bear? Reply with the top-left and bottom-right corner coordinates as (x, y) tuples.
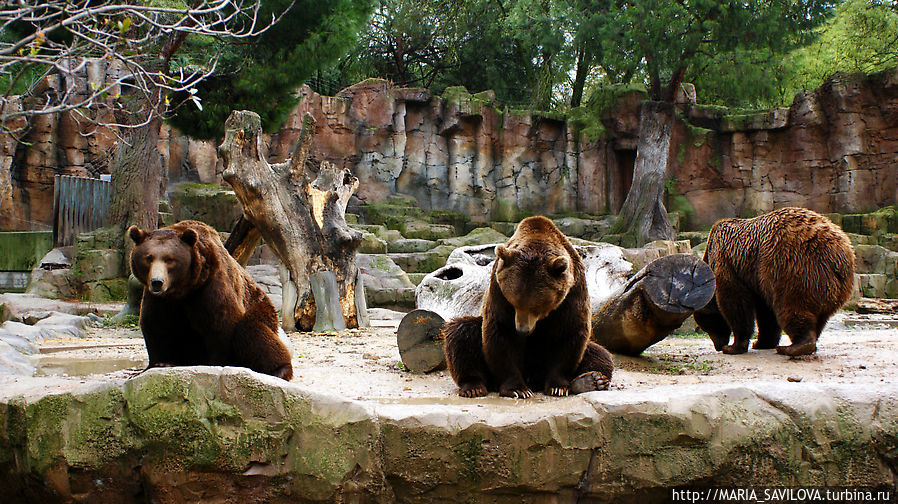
(441, 216), (614, 398)
(128, 220), (293, 380)
(694, 207), (855, 357)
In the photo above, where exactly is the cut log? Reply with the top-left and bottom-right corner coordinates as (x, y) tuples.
(397, 309), (447, 373)
(592, 253), (715, 356)
(856, 298), (898, 314)
(218, 110), (366, 331)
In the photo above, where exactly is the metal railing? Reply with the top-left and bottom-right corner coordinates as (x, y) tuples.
(52, 174), (111, 247)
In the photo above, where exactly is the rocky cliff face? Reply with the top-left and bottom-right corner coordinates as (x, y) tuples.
(3, 67), (897, 230)
(671, 70), (898, 228)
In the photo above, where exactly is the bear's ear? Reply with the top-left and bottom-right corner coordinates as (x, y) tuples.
(180, 229), (198, 247)
(548, 256), (568, 276)
(128, 226), (146, 245)
(496, 245), (515, 264)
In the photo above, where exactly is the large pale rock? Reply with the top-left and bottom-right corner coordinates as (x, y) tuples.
(1, 369), (897, 501)
(415, 243), (635, 320)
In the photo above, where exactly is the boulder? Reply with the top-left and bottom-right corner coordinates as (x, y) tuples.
(437, 227), (507, 249)
(358, 232), (388, 254)
(387, 238), (436, 254)
(356, 254), (417, 309)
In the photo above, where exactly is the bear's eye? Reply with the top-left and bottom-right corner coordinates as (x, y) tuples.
(145, 254), (153, 263)
(164, 257), (174, 265)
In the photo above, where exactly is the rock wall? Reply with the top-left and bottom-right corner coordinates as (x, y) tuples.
(671, 70), (898, 228)
(3, 66), (897, 230)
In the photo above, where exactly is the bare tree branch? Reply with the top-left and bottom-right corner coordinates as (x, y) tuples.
(0, 0), (293, 135)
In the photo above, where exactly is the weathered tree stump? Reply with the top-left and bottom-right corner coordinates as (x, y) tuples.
(218, 110), (366, 331)
(396, 309), (447, 373)
(592, 253), (715, 355)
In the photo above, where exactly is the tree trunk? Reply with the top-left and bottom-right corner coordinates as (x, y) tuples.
(612, 101), (676, 246)
(591, 253), (715, 356)
(570, 46), (591, 109)
(107, 117), (164, 234)
(218, 110), (366, 331)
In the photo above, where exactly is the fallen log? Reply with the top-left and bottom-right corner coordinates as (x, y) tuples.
(218, 110), (366, 331)
(591, 253), (715, 355)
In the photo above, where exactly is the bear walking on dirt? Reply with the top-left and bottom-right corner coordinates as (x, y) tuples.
(694, 207), (855, 357)
(442, 216), (613, 398)
(128, 220), (293, 380)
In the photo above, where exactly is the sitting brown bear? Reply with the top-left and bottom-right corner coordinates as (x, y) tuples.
(442, 216), (613, 398)
(694, 207), (855, 356)
(128, 220), (293, 380)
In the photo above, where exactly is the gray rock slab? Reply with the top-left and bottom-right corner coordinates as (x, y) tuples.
(0, 293), (123, 319)
(0, 340), (35, 376)
(387, 238), (437, 253)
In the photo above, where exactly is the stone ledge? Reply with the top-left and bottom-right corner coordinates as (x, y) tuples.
(1, 367), (895, 502)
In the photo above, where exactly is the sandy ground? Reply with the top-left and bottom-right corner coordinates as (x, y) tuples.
(25, 311), (898, 403)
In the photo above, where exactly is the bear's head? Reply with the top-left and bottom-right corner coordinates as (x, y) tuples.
(128, 225), (202, 298)
(494, 244), (575, 336)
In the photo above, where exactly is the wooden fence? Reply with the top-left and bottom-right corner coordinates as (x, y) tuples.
(52, 175), (111, 247)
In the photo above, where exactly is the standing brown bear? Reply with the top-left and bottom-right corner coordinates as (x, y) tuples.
(128, 220), (293, 380)
(694, 207), (855, 356)
(442, 216), (613, 398)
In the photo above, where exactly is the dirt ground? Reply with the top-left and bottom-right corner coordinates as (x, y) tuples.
(25, 310), (898, 403)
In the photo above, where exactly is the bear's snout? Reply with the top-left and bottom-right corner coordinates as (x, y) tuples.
(148, 261), (169, 295)
(514, 311), (541, 336)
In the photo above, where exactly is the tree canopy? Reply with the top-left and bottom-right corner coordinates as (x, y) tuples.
(167, 0), (374, 139)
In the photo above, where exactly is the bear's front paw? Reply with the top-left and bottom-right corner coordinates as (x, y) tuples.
(776, 342), (817, 356)
(721, 342), (749, 354)
(570, 371), (610, 394)
(499, 386), (533, 399)
(459, 383), (488, 398)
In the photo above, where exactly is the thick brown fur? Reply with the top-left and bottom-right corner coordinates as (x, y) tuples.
(128, 220), (293, 380)
(694, 207), (855, 356)
(442, 216), (613, 398)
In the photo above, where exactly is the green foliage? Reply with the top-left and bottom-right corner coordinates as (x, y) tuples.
(167, 0), (374, 138)
(567, 84), (646, 142)
(100, 314), (140, 329)
(591, 0), (835, 102)
(785, 0), (898, 96)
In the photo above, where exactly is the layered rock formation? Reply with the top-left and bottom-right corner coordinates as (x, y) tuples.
(3, 65), (897, 230)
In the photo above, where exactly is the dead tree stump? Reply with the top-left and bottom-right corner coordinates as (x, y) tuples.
(218, 110), (366, 331)
(592, 253), (715, 355)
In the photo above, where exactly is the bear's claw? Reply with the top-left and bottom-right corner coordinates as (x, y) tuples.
(570, 371), (610, 394)
(547, 386), (569, 397)
(500, 388), (533, 399)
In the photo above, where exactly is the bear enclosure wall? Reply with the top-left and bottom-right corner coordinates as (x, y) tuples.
(3, 69), (898, 231)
